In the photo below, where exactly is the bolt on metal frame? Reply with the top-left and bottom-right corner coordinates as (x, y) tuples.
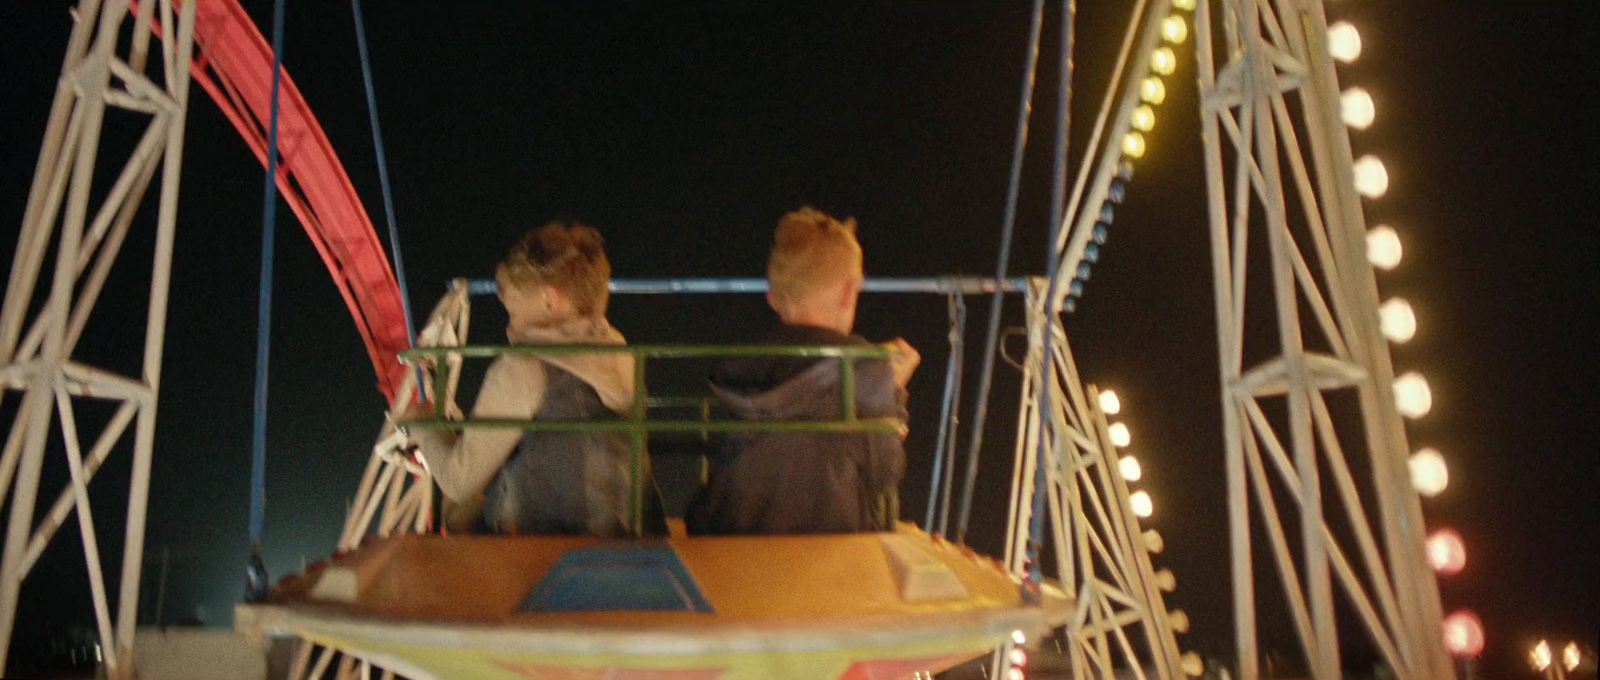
(0, 0), (197, 673)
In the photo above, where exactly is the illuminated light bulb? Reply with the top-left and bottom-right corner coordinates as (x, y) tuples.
(1108, 422), (1132, 447)
(1425, 528), (1466, 576)
(1150, 47), (1177, 75)
(1353, 155), (1389, 198)
(1172, 0), (1196, 11)
(1131, 104), (1157, 132)
(1408, 447), (1449, 497)
(1006, 669), (1024, 680)
(1140, 77), (1168, 105)
(1098, 390), (1122, 415)
(1168, 609), (1190, 633)
(1563, 641), (1580, 672)
(1011, 630), (1027, 645)
(1154, 569), (1177, 592)
(1379, 297), (1417, 343)
(1328, 21), (1362, 63)
(1130, 490), (1154, 518)
(1393, 372), (1432, 418)
(1122, 132), (1148, 159)
(1181, 652), (1205, 678)
(1161, 15), (1189, 44)
(1366, 225), (1403, 270)
(1441, 609), (1484, 658)
(1010, 648), (1028, 667)
(1340, 87), (1375, 129)
(1119, 455), (1143, 482)
(1143, 529), (1165, 553)
(1532, 640), (1553, 671)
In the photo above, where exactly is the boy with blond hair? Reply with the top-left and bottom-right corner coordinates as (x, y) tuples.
(687, 207), (919, 534)
(414, 222), (661, 536)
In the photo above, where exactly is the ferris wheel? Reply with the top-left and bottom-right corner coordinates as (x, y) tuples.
(0, 1), (1454, 679)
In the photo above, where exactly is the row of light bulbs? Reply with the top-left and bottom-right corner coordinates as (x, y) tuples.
(1335, 12), (1492, 663)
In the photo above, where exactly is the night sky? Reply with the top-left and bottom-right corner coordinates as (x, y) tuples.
(1, 2), (1595, 678)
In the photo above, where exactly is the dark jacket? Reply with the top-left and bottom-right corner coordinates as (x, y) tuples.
(686, 325), (907, 534)
(483, 366), (663, 536)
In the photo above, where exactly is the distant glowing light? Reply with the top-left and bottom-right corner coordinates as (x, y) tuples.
(1119, 456), (1144, 482)
(1143, 529), (1165, 553)
(1442, 609), (1485, 658)
(1366, 225), (1403, 270)
(1563, 642), (1581, 672)
(1099, 390), (1123, 415)
(1162, 16), (1189, 44)
(1150, 47), (1177, 75)
(1131, 105), (1157, 132)
(1532, 640), (1553, 671)
(1379, 297), (1417, 343)
(1425, 528), (1466, 575)
(1409, 448), (1449, 497)
(1130, 490), (1154, 518)
(1012, 630), (1027, 645)
(1122, 132), (1148, 159)
(1009, 648), (1028, 667)
(1172, 0), (1196, 11)
(1006, 668), (1024, 680)
(1141, 77), (1168, 105)
(1353, 155), (1389, 198)
(1328, 21), (1362, 63)
(1393, 372), (1432, 418)
(1181, 652), (1204, 678)
(1341, 87), (1376, 129)
(1108, 422), (1132, 447)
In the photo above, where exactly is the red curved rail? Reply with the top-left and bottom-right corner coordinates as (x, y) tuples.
(154, 0), (411, 400)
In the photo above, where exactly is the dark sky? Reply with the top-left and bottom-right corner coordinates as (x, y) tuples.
(1, 2), (1595, 678)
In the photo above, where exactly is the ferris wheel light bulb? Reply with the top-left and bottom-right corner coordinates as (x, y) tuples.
(1122, 132), (1148, 159)
(1172, 0), (1196, 12)
(1108, 421), (1132, 447)
(1150, 47), (1177, 75)
(1119, 455), (1143, 482)
(1409, 448), (1449, 497)
(1130, 490), (1154, 518)
(1131, 105), (1157, 132)
(1562, 641), (1581, 672)
(1161, 16), (1189, 44)
(1393, 372), (1432, 418)
(1425, 527), (1466, 575)
(1352, 155), (1389, 198)
(1379, 297), (1417, 343)
(1140, 76), (1168, 105)
(1366, 225), (1403, 270)
(1340, 87), (1375, 129)
(1328, 21), (1362, 63)
(1098, 390), (1122, 415)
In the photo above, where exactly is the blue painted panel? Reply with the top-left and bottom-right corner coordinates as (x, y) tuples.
(519, 542), (714, 614)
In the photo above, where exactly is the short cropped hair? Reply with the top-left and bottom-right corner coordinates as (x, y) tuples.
(766, 207), (864, 307)
(495, 221), (611, 316)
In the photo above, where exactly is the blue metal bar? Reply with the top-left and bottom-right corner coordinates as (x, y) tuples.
(246, 0), (288, 602)
(350, 0), (423, 393)
(1026, 0), (1078, 601)
(937, 292), (967, 536)
(955, 0), (1047, 545)
(925, 291), (967, 533)
(457, 277), (1032, 297)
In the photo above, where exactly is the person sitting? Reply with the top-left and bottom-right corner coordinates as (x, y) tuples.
(686, 207), (920, 535)
(412, 222), (661, 536)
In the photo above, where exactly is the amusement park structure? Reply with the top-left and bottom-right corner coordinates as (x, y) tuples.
(0, 1), (1453, 679)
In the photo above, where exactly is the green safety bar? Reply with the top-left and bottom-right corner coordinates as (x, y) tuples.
(397, 344), (906, 534)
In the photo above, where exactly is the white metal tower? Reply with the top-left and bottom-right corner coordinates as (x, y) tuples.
(0, 0), (196, 674)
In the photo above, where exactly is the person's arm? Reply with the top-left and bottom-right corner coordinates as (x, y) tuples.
(413, 355), (544, 500)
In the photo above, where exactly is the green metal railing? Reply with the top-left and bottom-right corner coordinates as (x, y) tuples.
(396, 344), (907, 534)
